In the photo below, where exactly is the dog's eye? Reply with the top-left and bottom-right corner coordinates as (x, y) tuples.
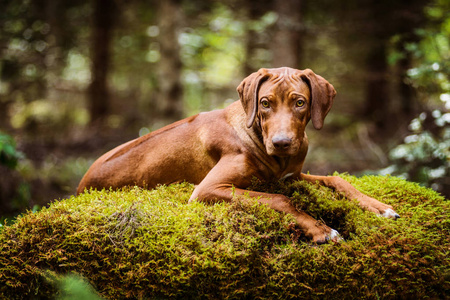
(296, 100), (305, 107)
(261, 99), (270, 108)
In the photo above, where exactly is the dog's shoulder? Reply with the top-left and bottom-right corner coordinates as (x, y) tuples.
(224, 101), (246, 128)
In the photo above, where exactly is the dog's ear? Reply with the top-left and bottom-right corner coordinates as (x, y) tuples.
(237, 69), (270, 128)
(300, 69), (337, 130)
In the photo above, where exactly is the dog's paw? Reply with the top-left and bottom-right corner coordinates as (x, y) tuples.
(381, 208), (400, 220)
(314, 228), (344, 244)
(359, 195), (400, 220)
(326, 229), (344, 243)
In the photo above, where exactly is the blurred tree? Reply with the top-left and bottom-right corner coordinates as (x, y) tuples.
(388, 0), (450, 196)
(243, 0), (270, 74)
(0, 0), (91, 133)
(156, 0), (183, 123)
(88, 0), (116, 125)
(44, 0), (76, 82)
(0, 0), (48, 129)
(337, 0), (427, 131)
(270, 0), (303, 68)
(178, 2), (247, 113)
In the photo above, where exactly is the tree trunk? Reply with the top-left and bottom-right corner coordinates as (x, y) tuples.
(364, 42), (390, 130)
(243, 0), (261, 75)
(271, 0), (303, 68)
(243, 0), (273, 75)
(157, 0), (183, 123)
(88, 0), (115, 125)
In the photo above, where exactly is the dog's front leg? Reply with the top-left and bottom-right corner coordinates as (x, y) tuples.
(189, 160), (342, 244)
(191, 184), (340, 244)
(301, 173), (400, 219)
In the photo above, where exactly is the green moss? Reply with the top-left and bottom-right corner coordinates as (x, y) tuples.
(0, 175), (448, 299)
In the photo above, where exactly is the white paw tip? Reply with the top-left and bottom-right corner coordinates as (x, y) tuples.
(382, 208), (400, 219)
(327, 229), (344, 243)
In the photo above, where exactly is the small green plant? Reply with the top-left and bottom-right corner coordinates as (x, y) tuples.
(0, 132), (24, 169)
(0, 132), (31, 217)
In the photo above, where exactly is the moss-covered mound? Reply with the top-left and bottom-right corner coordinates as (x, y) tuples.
(0, 174), (448, 299)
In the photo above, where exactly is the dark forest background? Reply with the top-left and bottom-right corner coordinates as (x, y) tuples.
(0, 0), (449, 219)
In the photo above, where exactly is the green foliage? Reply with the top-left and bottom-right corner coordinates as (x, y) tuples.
(0, 132), (23, 169)
(407, 0), (450, 95)
(0, 176), (448, 299)
(0, 132), (31, 217)
(401, 0), (450, 106)
(379, 111), (450, 195)
(379, 0), (450, 196)
(180, 3), (277, 115)
(179, 3), (246, 114)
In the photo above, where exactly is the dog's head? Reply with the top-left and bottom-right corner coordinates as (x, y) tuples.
(237, 67), (336, 157)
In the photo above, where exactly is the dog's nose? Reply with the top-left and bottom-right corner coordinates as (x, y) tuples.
(272, 136), (292, 150)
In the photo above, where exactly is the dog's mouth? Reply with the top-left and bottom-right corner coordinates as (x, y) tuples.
(265, 140), (300, 157)
(268, 148), (299, 157)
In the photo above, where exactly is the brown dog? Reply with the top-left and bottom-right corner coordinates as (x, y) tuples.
(77, 67), (399, 243)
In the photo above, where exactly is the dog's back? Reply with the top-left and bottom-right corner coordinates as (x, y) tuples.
(77, 107), (232, 194)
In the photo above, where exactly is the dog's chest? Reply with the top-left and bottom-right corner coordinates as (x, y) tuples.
(252, 154), (299, 182)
